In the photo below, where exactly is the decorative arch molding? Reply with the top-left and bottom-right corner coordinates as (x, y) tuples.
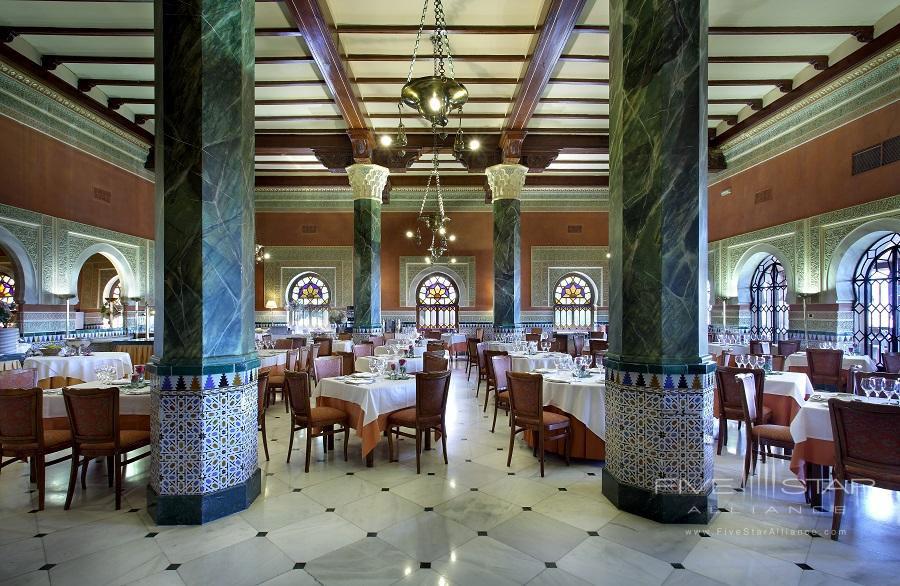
(0, 224), (39, 304)
(68, 243), (137, 305)
(733, 243), (795, 304)
(282, 271), (334, 306)
(406, 265), (470, 308)
(827, 218), (900, 303)
(554, 271), (600, 305)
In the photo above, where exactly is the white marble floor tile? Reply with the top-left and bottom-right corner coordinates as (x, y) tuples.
(595, 512), (702, 563)
(804, 536), (900, 585)
(256, 568), (319, 586)
(48, 536), (170, 586)
(266, 512), (366, 563)
(390, 476), (466, 508)
(682, 536), (803, 586)
(432, 536), (545, 586)
(707, 512), (813, 563)
(395, 568), (455, 586)
(153, 514), (258, 565)
(0, 538), (45, 583)
(42, 512), (147, 565)
(480, 476), (559, 507)
(238, 490), (325, 532)
(125, 571), (188, 586)
(301, 474), (381, 508)
(489, 511), (588, 562)
(434, 491), (521, 531)
(558, 536), (674, 586)
(526, 568), (592, 586)
(336, 491), (422, 532)
(305, 537), (416, 585)
(0, 569), (51, 586)
(379, 512), (476, 563)
(532, 492), (620, 531)
(661, 569), (726, 586)
(177, 536), (294, 586)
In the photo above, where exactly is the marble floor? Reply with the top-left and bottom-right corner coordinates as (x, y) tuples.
(1, 361), (898, 586)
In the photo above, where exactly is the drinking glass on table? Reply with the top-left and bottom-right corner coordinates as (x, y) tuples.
(882, 379), (895, 399)
(860, 376), (875, 398)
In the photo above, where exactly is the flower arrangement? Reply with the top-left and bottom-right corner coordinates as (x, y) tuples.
(0, 302), (11, 328)
(328, 309), (346, 325)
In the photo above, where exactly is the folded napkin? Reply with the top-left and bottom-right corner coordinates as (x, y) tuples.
(534, 367), (556, 373)
(544, 377), (572, 384)
(344, 379), (375, 385)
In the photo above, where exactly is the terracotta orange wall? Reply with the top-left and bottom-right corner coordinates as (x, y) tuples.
(708, 103), (900, 241)
(0, 116), (154, 239)
(521, 212), (609, 310)
(255, 211), (353, 246)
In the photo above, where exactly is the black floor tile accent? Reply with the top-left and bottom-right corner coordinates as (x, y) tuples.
(806, 530), (822, 538)
(293, 562), (306, 570)
(717, 507), (730, 512)
(420, 562), (431, 569)
(558, 488), (567, 491)
(733, 487), (744, 492)
(507, 472), (515, 476)
(381, 487), (390, 492)
(671, 563), (685, 569)
(128, 508), (140, 513)
(165, 564), (180, 571)
(325, 508), (335, 512)
(34, 533), (47, 538)
(427, 472), (435, 476)
(39, 564), (55, 571)
(367, 532), (378, 537)
(477, 531), (488, 536)
(346, 472), (354, 475)
(698, 531), (710, 537)
(424, 507), (434, 511)
(545, 562), (557, 568)
(292, 488), (302, 492)
(796, 563), (815, 570)
(587, 531), (599, 536)
(470, 488), (478, 492)
(145, 532), (158, 538)
(586, 472), (596, 476)
(256, 532), (268, 537)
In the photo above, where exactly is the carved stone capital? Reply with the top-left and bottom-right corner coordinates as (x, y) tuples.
(346, 164), (390, 202)
(485, 164), (528, 202)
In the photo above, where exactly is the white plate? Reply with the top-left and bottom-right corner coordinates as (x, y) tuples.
(352, 372), (376, 378)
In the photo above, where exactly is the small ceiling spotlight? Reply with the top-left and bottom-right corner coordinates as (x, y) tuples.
(468, 138), (480, 150)
(448, 234), (456, 242)
(450, 258), (457, 264)
(405, 230), (414, 238)
(380, 134), (393, 147)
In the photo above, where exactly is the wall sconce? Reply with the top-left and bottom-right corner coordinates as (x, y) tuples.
(265, 300), (278, 310)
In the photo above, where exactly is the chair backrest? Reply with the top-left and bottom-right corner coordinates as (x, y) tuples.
(290, 337), (307, 349)
(529, 327), (542, 335)
(427, 341), (448, 353)
(549, 339), (563, 353)
(257, 371), (270, 417)
(807, 349), (843, 384)
(525, 333), (540, 343)
(0, 387), (43, 448)
(484, 350), (509, 385)
(476, 342), (486, 368)
(777, 340), (801, 357)
(0, 368), (38, 390)
(353, 343), (374, 360)
(716, 351), (734, 367)
(771, 354), (786, 371)
(507, 371), (544, 426)
(370, 335), (386, 347)
(38, 376), (84, 390)
(285, 347), (300, 371)
(715, 366), (765, 423)
(828, 398), (900, 487)
(335, 351), (355, 375)
(589, 339), (608, 353)
(590, 351), (606, 368)
(314, 356), (343, 381)
(749, 340), (770, 355)
(588, 330), (605, 339)
(415, 370), (451, 425)
(285, 371), (312, 420)
(423, 351), (449, 373)
(491, 355), (511, 392)
(313, 337), (332, 356)
(882, 352), (900, 374)
(572, 334), (585, 357)
(848, 370), (900, 397)
(274, 339), (293, 349)
(466, 337), (479, 360)
(63, 387), (119, 447)
(474, 327), (485, 341)
(424, 330), (442, 340)
(337, 333), (353, 341)
(735, 373), (758, 429)
(306, 343), (320, 371)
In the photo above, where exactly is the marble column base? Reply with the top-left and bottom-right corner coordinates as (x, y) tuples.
(147, 357), (261, 525)
(601, 358), (717, 524)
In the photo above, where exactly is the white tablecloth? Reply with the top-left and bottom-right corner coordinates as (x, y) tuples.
(783, 352), (876, 373)
(258, 350), (288, 369)
(764, 371), (815, 404)
(0, 359), (22, 371)
(509, 352), (567, 373)
(375, 344), (427, 357)
(483, 341), (517, 353)
(441, 333), (466, 347)
(42, 379), (150, 419)
(708, 343), (751, 356)
(541, 373), (607, 440)
(316, 375), (416, 427)
(332, 340), (354, 353)
(788, 394), (893, 444)
(356, 356), (424, 375)
(24, 352), (133, 382)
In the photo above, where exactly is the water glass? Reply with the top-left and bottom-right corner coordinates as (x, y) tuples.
(860, 377), (875, 397)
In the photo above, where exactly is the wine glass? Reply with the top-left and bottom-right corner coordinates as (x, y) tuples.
(882, 379), (894, 399)
(860, 377), (874, 398)
(735, 355), (745, 368)
(369, 358), (379, 376)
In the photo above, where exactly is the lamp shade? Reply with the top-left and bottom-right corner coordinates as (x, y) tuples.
(265, 300), (278, 310)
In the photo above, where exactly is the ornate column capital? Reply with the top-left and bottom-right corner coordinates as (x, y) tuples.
(346, 163), (390, 202)
(485, 164), (528, 202)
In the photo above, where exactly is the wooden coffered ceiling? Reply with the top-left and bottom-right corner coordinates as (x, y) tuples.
(1, 0), (898, 187)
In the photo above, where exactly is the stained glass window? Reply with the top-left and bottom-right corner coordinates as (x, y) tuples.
(554, 274), (594, 329)
(852, 233), (900, 368)
(288, 273), (331, 329)
(749, 256), (788, 341)
(0, 272), (14, 304)
(417, 274), (458, 329)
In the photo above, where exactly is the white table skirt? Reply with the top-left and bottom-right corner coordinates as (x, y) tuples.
(441, 333), (466, 347)
(509, 352), (567, 373)
(42, 379), (150, 419)
(708, 343), (751, 356)
(0, 359), (22, 371)
(316, 375), (416, 427)
(332, 340), (354, 353)
(541, 373), (607, 440)
(356, 356), (424, 375)
(783, 352), (877, 373)
(258, 350), (288, 369)
(788, 394), (892, 444)
(376, 344), (427, 357)
(764, 371), (814, 404)
(24, 352), (134, 382)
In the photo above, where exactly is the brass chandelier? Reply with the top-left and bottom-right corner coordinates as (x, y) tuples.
(391, 0), (469, 264)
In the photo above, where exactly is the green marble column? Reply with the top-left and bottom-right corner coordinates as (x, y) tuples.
(486, 164), (527, 331)
(147, 0), (260, 525)
(348, 164), (389, 338)
(603, 0), (716, 523)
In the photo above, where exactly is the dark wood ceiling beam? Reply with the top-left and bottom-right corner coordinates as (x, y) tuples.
(281, 0), (373, 160)
(710, 55), (829, 70)
(713, 23), (899, 146)
(502, 0), (587, 164)
(140, 114), (346, 122)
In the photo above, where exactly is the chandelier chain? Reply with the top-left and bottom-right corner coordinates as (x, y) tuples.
(406, 0), (430, 84)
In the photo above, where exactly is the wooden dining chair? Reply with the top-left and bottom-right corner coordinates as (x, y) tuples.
(548, 339), (564, 353)
(716, 351), (735, 367)
(483, 350), (509, 413)
(284, 371), (349, 473)
(465, 338), (479, 380)
(749, 340), (769, 355)
(882, 352), (900, 374)
(314, 356), (343, 382)
(807, 348), (844, 392)
(474, 342), (487, 397)
(506, 372), (571, 477)
(847, 370), (900, 397)
(426, 340), (448, 354)
(474, 327), (485, 341)
(337, 333), (353, 341)
(267, 347), (299, 411)
(777, 340), (801, 357)
(423, 351), (449, 373)
(714, 366), (771, 455)
(305, 343), (321, 383)
(369, 335), (386, 347)
(313, 336), (332, 356)
(827, 398), (900, 540)
(424, 330), (442, 340)
(490, 355), (512, 433)
(588, 330), (605, 339)
(0, 368), (38, 391)
(335, 351), (355, 376)
(63, 387), (150, 510)
(0, 388), (72, 510)
(589, 339), (609, 353)
(353, 342), (374, 360)
(257, 370), (270, 461)
(735, 373), (794, 487)
(274, 339), (293, 349)
(525, 333), (541, 343)
(290, 337), (307, 349)
(386, 370), (451, 473)
(38, 376), (85, 390)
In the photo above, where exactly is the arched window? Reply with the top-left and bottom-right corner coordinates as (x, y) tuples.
(416, 273), (459, 330)
(554, 274), (594, 330)
(288, 273), (331, 329)
(852, 233), (900, 367)
(749, 255), (788, 341)
(0, 271), (14, 305)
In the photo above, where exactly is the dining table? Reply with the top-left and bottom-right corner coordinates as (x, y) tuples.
(375, 343), (427, 357)
(440, 333), (467, 360)
(332, 340), (354, 353)
(508, 351), (568, 373)
(713, 370), (814, 426)
(783, 352), (877, 372)
(314, 373), (418, 466)
(23, 352), (134, 383)
(258, 349), (289, 373)
(708, 343), (751, 357)
(41, 379), (151, 431)
(355, 355), (424, 375)
(483, 341), (518, 353)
